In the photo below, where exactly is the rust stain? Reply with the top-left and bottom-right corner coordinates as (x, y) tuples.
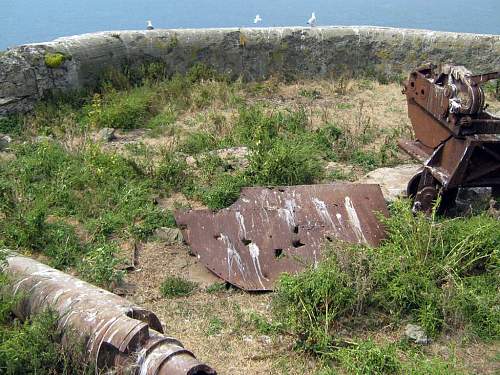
(175, 184), (388, 291)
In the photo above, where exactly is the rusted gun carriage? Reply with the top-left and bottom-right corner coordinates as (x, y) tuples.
(399, 64), (500, 212)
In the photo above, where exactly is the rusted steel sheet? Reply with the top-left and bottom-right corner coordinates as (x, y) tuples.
(4, 255), (216, 375)
(175, 184), (388, 291)
(400, 64), (500, 212)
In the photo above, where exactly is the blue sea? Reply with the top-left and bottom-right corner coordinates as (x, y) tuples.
(1, 0), (499, 51)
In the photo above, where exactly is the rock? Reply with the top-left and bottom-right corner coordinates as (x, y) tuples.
(33, 135), (53, 143)
(454, 187), (492, 215)
(153, 227), (184, 245)
(258, 335), (272, 345)
(215, 147), (249, 169)
(357, 164), (422, 202)
(242, 335), (254, 343)
(185, 155), (196, 166)
(487, 198), (500, 219)
(404, 324), (431, 345)
(0, 134), (11, 151)
(0, 151), (15, 162)
(97, 127), (116, 142)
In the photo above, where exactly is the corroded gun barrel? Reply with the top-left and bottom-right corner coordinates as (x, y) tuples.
(4, 255), (216, 375)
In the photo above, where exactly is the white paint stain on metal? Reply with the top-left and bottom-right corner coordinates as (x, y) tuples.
(312, 197), (335, 227)
(344, 196), (367, 243)
(248, 242), (267, 289)
(235, 211), (247, 238)
(220, 234), (245, 280)
(278, 198), (296, 228)
(336, 213), (343, 227)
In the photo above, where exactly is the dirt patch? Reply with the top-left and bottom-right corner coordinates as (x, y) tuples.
(125, 242), (315, 374)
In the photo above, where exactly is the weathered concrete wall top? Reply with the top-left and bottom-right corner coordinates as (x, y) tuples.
(1, 26), (499, 115)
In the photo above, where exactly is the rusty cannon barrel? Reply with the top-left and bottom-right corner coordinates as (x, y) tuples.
(4, 254), (216, 375)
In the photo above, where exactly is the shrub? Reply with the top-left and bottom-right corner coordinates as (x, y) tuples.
(160, 276), (198, 297)
(179, 131), (218, 155)
(196, 172), (246, 210)
(154, 152), (190, 192)
(249, 136), (325, 186)
(272, 199), (500, 358)
(334, 341), (401, 375)
(88, 87), (154, 129)
(186, 63), (221, 83)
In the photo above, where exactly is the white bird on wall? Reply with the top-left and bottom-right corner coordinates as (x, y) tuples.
(307, 12), (316, 27)
(146, 20), (154, 30)
(254, 14), (262, 24)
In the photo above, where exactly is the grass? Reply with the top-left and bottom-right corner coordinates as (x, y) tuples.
(270, 199), (499, 373)
(1, 63), (498, 374)
(206, 317), (225, 336)
(205, 282), (227, 294)
(160, 276), (198, 298)
(0, 140), (173, 286)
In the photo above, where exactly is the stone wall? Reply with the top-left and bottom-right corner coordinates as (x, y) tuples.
(1, 26), (499, 115)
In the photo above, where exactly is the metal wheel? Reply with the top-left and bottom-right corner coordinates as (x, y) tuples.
(407, 171), (458, 214)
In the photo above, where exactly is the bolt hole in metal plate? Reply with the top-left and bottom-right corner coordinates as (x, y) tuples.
(175, 184), (388, 291)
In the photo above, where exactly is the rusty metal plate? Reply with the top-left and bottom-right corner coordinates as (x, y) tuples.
(175, 184), (388, 291)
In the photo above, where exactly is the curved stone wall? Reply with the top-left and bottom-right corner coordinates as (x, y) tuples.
(1, 26), (499, 115)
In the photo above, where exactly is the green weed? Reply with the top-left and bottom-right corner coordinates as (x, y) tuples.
(186, 63), (223, 83)
(0, 274), (93, 374)
(154, 151), (190, 193)
(160, 276), (198, 298)
(206, 317), (225, 336)
(87, 86), (155, 129)
(205, 282), (227, 294)
(179, 131), (218, 155)
(77, 244), (124, 288)
(0, 115), (23, 135)
(334, 340), (401, 375)
(195, 172), (246, 210)
(299, 88), (322, 99)
(272, 200), (500, 358)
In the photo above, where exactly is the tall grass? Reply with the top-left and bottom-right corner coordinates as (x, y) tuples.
(273, 200), (499, 360)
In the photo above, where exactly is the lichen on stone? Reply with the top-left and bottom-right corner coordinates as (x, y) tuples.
(44, 52), (66, 68)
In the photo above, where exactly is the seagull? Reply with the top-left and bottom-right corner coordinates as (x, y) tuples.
(146, 20), (154, 30)
(254, 14), (262, 24)
(307, 12), (316, 27)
